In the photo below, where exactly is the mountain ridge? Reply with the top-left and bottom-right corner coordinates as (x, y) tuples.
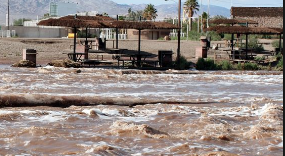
(0, 0), (230, 25)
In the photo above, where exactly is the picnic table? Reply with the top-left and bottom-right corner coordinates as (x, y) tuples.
(67, 53), (86, 62)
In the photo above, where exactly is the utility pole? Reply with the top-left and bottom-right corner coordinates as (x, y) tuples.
(200, 0), (203, 32)
(207, 0), (210, 28)
(177, 0), (181, 68)
(8, 0), (10, 30)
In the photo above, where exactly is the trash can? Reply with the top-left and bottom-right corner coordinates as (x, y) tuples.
(200, 36), (208, 47)
(23, 49), (37, 64)
(198, 36), (208, 58)
(158, 50), (173, 67)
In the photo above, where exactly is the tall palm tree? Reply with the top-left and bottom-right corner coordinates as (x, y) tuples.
(202, 12), (208, 31)
(143, 4), (158, 21)
(184, 0), (200, 31)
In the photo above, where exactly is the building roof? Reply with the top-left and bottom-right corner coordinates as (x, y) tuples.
(209, 18), (258, 25)
(206, 26), (283, 34)
(231, 7), (283, 17)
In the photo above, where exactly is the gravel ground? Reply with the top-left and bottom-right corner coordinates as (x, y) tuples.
(0, 37), (277, 66)
(0, 38), (201, 66)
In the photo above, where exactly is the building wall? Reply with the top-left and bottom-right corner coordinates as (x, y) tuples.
(127, 29), (171, 40)
(233, 16), (283, 28)
(1, 26), (68, 38)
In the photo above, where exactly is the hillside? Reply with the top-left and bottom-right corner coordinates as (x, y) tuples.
(0, 0), (230, 25)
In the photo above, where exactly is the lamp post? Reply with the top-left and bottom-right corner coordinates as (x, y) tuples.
(165, 0), (181, 69)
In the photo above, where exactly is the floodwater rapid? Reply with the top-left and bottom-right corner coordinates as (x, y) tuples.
(0, 66), (283, 155)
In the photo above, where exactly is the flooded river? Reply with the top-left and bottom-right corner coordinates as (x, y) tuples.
(0, 66), (283, 155)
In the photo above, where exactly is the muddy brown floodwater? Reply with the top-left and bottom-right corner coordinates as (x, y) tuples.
(0, 66), (283, 155)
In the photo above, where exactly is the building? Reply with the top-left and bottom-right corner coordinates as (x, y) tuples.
(231, 7), (283, 28)
(50, 2), (77, 17)
(127, 29), (171, 40)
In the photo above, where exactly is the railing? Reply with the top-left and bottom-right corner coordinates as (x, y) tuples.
(170, 32), (186, 38)
(0, 30), (16, 38)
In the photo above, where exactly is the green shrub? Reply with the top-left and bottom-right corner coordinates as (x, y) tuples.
(207, 31), (222, 41)
(217, 60), (233, 70)
(275, 53), (283, 61)
(272, 40), (283, 48)
(254, 56), (266, 62)
(187, 31), (203, 41)
(243, 62), (259, 70)
(175, 55), (191, 70)
(276, 56), (283, 70)
(236, 62), (243, 70)
(196, 58), (217, 70)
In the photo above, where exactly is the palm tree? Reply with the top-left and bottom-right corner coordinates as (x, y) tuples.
(184, 0), (200, 31)
(143, 4), (158, 21)
(202, 12), (208, 30)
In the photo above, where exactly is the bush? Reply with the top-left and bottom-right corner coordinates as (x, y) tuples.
(275, 53), (283, 61)
(276, 56), (283, 70)
(207, 31), (222, 41)
(196, 58), (217, 70)
(254, 56), (266, 62)
(243, 62), (259, 70)
(175, 55), (191, 70)
(272, 40), (283, 48)
(217, 60), (233, 70)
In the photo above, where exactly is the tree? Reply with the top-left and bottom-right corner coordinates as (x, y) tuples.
(13, 18), (31, 26)
(202, 12), (208, 30)
(143, 4), (158, 21)
(126, 8), (144, 21)
(184, 0), (200, 31)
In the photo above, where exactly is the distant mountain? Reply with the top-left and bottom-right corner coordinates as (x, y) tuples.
(0, 0), (230, 25)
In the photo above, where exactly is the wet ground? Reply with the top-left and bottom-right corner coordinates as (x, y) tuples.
(0, 66), (283, 155)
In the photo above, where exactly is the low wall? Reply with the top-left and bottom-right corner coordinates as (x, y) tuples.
(1, 26), (68, 38)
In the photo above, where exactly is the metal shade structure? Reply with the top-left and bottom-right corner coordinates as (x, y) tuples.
(38, 15), (179, 66)
(205, 26), (283, 34)
(209, 19), (258, 25)
(38, 15), (115, 61)
(206, 25), (283, 59)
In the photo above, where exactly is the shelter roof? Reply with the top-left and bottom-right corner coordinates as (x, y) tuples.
(37, 15), (179, 29)
(105, 21), (179, 29)
(231, 7), (284, 17)
(206, 26), (283, 34)
(209, 18), (258, 25)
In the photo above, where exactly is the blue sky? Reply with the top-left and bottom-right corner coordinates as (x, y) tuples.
(112, 0), (283, 9)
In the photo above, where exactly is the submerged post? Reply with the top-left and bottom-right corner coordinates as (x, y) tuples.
(278, 34), (282, 54)
(84, 27), (89, 60)
(73, 27), (77, 62)
(116, 15), (119, 49)
(245, 22), (248, 60)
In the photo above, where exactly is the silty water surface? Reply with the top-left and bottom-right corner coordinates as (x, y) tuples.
(0, 66), (283, 155)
